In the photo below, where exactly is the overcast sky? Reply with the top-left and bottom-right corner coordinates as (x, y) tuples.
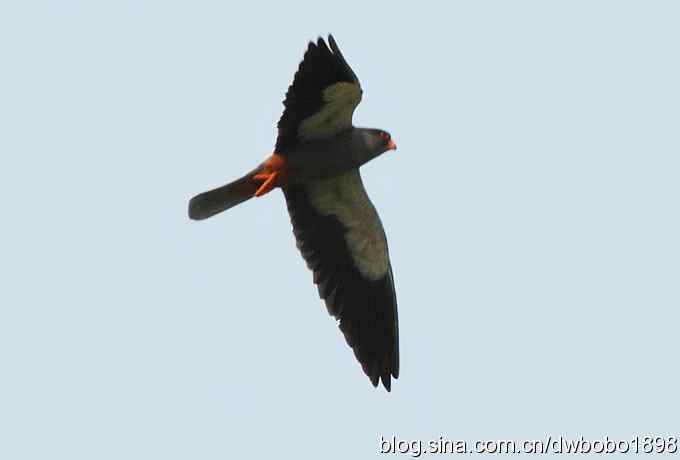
(1, 1), (679, 458)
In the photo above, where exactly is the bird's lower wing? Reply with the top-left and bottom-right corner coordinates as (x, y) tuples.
(284, 169), (399, 391)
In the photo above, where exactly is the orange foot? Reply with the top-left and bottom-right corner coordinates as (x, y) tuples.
(253, 171), (279, 197)
(252, 153), (286, 197)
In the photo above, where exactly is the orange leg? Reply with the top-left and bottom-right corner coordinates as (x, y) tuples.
(252, 153), (286, 197)
(254, 171), (279, 197)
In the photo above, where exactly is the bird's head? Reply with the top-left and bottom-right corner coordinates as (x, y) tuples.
(363, 129), (397, 159)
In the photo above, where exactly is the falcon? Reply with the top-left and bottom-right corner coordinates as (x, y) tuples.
(188, 35), (399, 391)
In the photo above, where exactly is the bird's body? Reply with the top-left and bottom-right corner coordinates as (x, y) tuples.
(278, 128), (389, 182)
(189, 35), (399, 391)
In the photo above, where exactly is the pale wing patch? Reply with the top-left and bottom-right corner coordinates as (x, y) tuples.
(307, 170), (389, 281)
(297, 82), (362, 142)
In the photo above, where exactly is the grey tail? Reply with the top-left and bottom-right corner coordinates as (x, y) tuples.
(188, 170), (259, 220)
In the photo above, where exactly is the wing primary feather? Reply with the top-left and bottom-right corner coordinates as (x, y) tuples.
(328, 34), (359, 84)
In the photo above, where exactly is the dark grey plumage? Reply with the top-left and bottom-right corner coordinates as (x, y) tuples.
(189, 35), (399, 391)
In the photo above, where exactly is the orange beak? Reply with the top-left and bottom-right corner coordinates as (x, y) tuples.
(387, 139), (397, 151)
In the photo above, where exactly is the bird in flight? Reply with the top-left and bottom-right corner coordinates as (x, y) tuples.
(188, 35), (399, 391)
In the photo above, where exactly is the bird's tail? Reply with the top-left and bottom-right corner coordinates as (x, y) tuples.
(188, 169), (260, 220)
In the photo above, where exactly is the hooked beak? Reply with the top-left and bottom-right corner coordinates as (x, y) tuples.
(387, 139), (397, 151)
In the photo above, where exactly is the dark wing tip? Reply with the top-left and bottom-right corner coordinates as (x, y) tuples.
(316, 36), (332, 55)
(325, 34), (359, 84)
(370, 369), (379, 388)
(328, 34), (338, 52)
(380, 362), (398, 392)
(370, 365), (396, 392)
(383, 375), (392, 392)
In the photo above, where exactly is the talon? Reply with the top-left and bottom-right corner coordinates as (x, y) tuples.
(252, 153), (286, 197)
(254, 171), (279, 197)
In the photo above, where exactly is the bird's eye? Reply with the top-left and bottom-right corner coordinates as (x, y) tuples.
(381, 131), (390, 141)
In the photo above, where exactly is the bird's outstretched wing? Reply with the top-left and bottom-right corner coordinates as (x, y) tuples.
(276, 35), (363, 153)
(284, 169), (399, 391)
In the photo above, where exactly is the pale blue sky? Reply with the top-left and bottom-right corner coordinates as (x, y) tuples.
(1, 1), (679, 459)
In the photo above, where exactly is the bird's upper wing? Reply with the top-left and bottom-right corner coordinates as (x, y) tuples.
(284, 169), (399, 390)
(276, 35), (363, 154)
